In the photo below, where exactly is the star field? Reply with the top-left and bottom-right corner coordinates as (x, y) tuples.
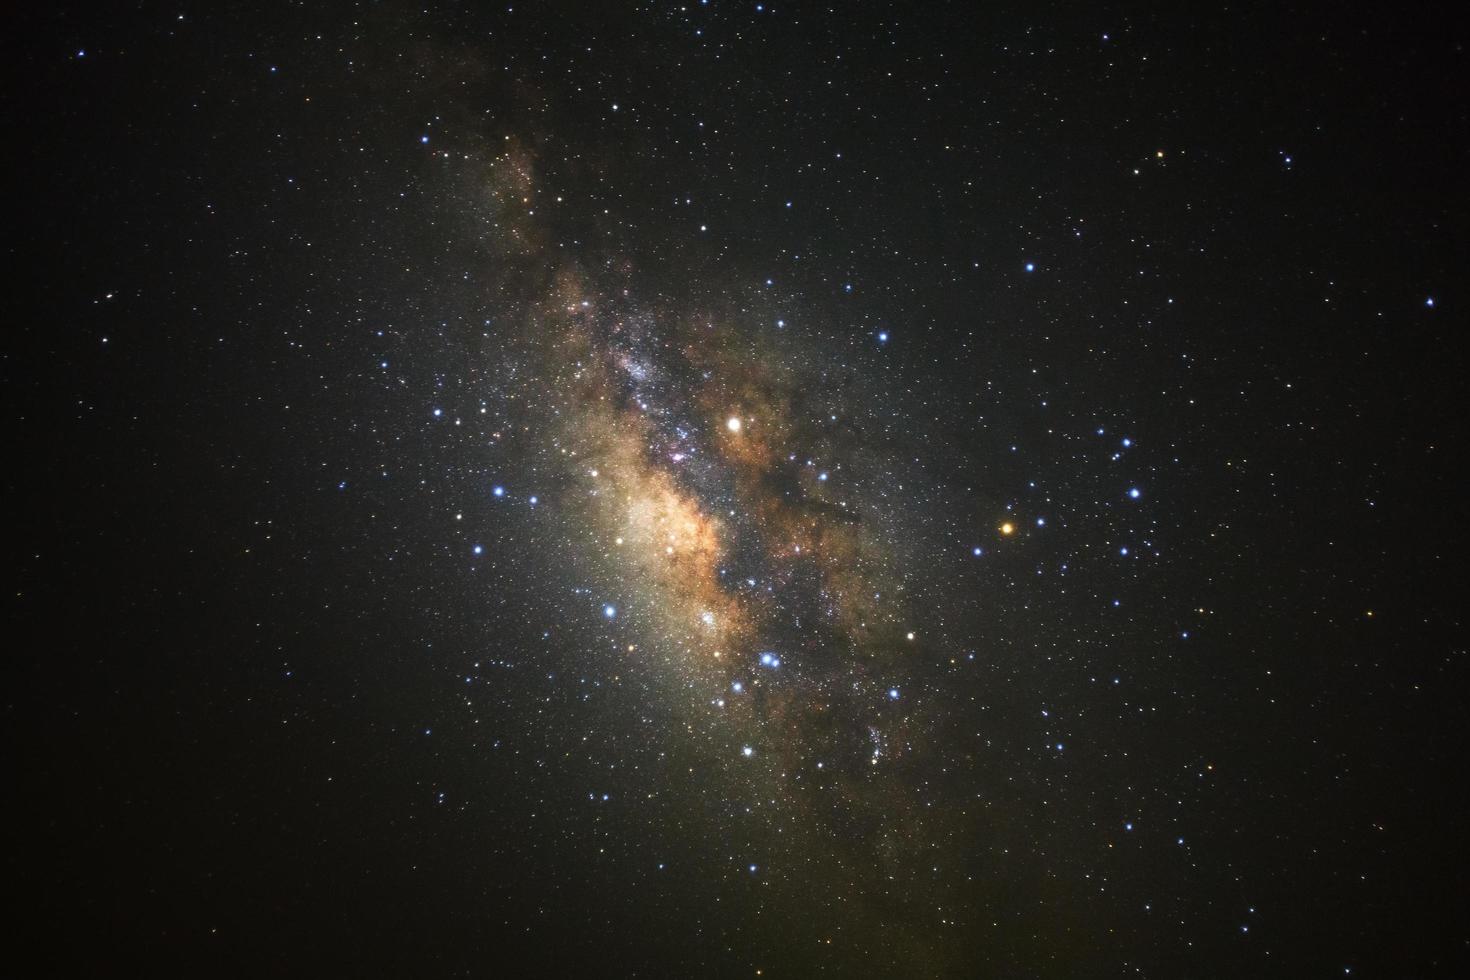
(9, 1), (1467, 976)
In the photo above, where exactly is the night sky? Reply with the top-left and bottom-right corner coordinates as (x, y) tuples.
(9, 2), (1468, 976)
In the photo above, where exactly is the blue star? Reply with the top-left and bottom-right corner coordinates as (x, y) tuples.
(603, 604), (617, 618)
(1025, 262), (1035, 272)
(1128, 487), (1141, 499)
(888, 688), (900, 700)
(473, 545), (483, 555)
(493, 485), (506, 497)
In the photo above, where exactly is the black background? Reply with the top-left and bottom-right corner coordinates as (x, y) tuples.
(7, 1), (1467, 976)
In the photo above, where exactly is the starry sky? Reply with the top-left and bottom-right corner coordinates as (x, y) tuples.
(9, 1), (1468, 976)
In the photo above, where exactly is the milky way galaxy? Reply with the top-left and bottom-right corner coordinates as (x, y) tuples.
(458, 146), (976, 963)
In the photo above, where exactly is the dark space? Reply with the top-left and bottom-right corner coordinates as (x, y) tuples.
(7, 2), (1467, 976)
